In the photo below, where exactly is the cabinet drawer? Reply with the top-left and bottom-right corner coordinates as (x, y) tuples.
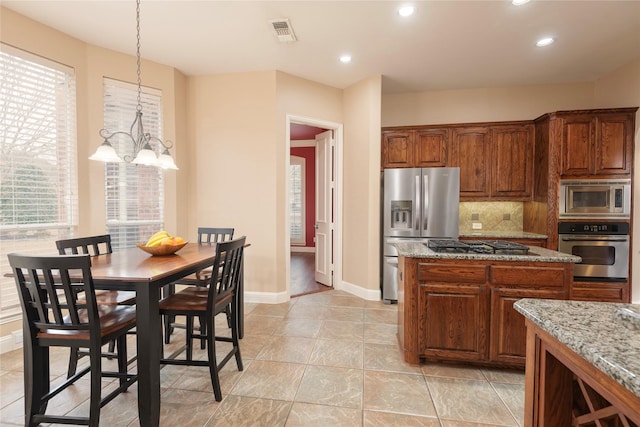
(491, 266), (565, 288)
(571, 286), (625, 303)
(419, 263), (487, 283)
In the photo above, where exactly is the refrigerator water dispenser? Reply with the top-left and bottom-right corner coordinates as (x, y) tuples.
(390, 201), (412, 230)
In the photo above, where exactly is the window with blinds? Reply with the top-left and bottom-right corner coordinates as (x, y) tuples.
(0, 44), (78, 322)
(290, 156), (306, 245)
(103, 78), (164, 250)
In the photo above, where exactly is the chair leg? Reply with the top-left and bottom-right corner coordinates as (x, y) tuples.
(89, 344), (102, 427)
(67, 347), (80, 378)
(24, 335), (50, 427)
(186, 315), (194, 361)
(230, 304), (243, 371)
(199, 315), (206, 350)
(107, 339), (116, 358)
(116, 335), (129, 390)
(163, 284), (176, 344)
(206, 315), (223, 402)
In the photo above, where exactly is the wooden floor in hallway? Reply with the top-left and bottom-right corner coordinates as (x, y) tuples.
(290, 251), (332, 297)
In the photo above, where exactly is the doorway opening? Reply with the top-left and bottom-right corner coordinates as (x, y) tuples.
(286, 115), (342, 298)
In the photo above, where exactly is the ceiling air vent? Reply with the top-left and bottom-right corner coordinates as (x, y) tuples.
(269, 18), (297, 43)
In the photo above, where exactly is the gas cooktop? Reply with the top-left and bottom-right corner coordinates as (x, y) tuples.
(427, 239), (531, 255)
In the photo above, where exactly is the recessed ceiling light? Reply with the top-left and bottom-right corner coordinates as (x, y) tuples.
(339, 55), (352, 63)
(536, 37), (555, 47)
(512, 0), (530, 5)
(398, 5), (415, 17)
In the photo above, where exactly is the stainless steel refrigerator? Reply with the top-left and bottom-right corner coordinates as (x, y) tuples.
(382, 167), (460, 302)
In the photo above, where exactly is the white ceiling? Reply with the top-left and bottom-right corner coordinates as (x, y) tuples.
(3, 1), (640, 94)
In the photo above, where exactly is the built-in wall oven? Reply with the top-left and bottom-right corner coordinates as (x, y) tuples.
(558, 222), (630, 281)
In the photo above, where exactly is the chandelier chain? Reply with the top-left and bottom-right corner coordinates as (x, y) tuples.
(136, 0), (142, 112)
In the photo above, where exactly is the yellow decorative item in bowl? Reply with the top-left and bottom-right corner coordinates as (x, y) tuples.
(137, 231), (188, 255)
(136, 241), (188, 256)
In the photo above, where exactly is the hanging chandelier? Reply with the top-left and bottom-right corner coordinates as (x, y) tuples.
(89, 0), (178, 170)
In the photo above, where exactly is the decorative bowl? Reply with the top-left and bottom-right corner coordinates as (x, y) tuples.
(136, 242), (188, 256)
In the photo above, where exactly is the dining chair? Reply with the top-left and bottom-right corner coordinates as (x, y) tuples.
(7, 253), (137, 427)
(56, 234), (137, 378)
(163, 227), (234, 344)
(159, 236), (245, 401)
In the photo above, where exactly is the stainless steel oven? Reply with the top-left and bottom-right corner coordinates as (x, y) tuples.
(558, 222), (630, 281)
(559, 179), (630, 219)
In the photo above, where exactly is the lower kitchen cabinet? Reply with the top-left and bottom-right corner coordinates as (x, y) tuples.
(490, 288), (565, 366)
(399, 257), (573, 368)
(419, 283), (488, 362)
(571, 280), (628, 303)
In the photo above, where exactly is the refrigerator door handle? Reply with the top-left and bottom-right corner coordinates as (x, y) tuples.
(414, 175), (421, 231)
(423, 174), (429, 231)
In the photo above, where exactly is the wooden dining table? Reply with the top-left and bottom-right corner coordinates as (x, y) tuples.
(88, 242), (244, 427)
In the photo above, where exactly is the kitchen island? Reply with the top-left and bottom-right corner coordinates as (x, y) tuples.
(514, 299), (640, 426)
(395, 242), (580, 368)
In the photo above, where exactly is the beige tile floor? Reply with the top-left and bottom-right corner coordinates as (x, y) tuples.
(0, 290), (525, 426)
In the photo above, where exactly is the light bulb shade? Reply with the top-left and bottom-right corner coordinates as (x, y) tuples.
(158, 149), (179, 170)
(89, 140), (123, 163)
(132, 143), (159, 166)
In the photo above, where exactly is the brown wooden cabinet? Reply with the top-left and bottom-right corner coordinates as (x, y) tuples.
(399, 256), (573, 368)
(382, 122), (534, 201)
(449, 127), (491, 198)
(491, 125), (534, 199)
(414, 129), (448, 167)
(382, 131), (413, 168)
(382, 128), (448, 168)
(559, 110), (635, 178)
(490, 287), (564, 366)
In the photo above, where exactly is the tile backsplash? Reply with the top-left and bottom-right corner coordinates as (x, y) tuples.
(459, 202), (523, 233)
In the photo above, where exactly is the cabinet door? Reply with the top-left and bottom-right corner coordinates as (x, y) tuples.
(382, 131), (413, 168)
(414, 129), (448, 167)
(490, 288), (564, 366)
(561, 115), (594, 177)
(594, 113), (633, 176)
(491, 125), (533, 199)
(449, 127), (491, 198)
(419, 283), (488, 362)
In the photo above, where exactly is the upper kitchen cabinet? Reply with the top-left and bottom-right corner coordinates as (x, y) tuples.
(449, 123), (533, 201)
(449, 127), (491, 198)
(559, 109), (637, 178)
(381, 128), (448, 168)
(490, 124), (534, 199)
(382, 130), (413, 168)
(414, 128), (448, 167)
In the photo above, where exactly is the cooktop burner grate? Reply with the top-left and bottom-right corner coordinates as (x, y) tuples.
(427, 239), (530, 255)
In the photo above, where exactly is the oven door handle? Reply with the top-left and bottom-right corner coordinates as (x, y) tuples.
(560, 236), (629, 242)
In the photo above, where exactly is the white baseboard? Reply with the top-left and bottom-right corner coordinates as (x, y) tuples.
(290, 246), (315, 253)
(244, 290), (290, 304)
(0, 331), (23, 355)
(338, 280), (381, 301)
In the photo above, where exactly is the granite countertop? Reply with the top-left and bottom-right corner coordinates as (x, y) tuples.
(514, 299), (640, 398)
(394, 242), (581, 263)
(459, 231), (548, 239)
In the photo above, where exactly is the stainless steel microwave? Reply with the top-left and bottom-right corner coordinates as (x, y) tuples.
(559, 179), (631, 219)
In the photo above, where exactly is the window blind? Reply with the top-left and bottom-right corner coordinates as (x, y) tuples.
(0, 44), (78, 322)
(103, 78), (164, 250)
(290, 156), (305, 245)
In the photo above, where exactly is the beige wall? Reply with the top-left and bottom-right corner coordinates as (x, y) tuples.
(342, 76), (383, 296)
(592, 59), (640, 303)
(382, 82), (595, 127)
(186, 71), (279, 295)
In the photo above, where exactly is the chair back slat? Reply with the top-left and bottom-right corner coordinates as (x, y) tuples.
(197, 227), (234, 244)
(8, 254), (96, 334)
(56, 235), (113, 256)
(208, 237), (245, 307)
